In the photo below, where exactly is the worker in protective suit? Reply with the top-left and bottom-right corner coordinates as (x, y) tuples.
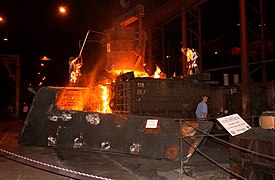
(181, 47), (200, 76)
(69, 56), (82, 85)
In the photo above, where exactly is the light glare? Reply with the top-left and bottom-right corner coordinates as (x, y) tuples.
(59, 6), (66, 13)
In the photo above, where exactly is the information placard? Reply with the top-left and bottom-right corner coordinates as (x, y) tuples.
(146, 119), (158, 128)
(217, 113), (251, 136)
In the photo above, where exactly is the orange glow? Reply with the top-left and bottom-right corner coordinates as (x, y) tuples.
(59, 6), (66, 14)
(70, 71), (78, 83)
(154, 65), (161, 78)
(56, 63), (167, 114)
(40, 56), (52, 61)
(112, 70), (148, 78)
(99, 85), (112, 113)
(56, 85), (112, 114)
(0, 16), (4, 23)
(56, 88), (89, 111)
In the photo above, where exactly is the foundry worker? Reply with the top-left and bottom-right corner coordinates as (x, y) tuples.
(195, 95), (209, 120)
(181, 47), (200, 75)
(69, 56), (82, 85)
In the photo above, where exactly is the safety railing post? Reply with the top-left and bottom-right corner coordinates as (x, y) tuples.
(179, 118), (183, 174)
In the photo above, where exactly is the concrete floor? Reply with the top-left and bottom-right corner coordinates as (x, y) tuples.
(0, 119), (231, 180)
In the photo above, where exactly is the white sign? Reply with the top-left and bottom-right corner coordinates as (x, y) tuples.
(217, 113), (251, 136)
(145, 119), (158, 128)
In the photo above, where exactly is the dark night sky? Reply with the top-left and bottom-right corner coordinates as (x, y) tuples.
(0, 0), (121, 87)
(1, 0), (275, 88)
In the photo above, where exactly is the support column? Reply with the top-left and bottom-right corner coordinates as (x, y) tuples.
(15, 56), (20, 120)
(181, 2), (187, 75)
(198, 8), (202, 72)
(147, 29), (153, 74)
(240, 0), (249, 117)
(260, 0), (267, 82)
(162, 28), (165, 71)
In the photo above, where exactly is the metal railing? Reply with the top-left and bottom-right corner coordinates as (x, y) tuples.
(176, 115), (274, 180)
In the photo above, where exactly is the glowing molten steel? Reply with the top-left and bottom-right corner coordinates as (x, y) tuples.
(56, 85), (112, 114)
(56, 87), (88, 111)
(99, 85), (112, 113)
(112, 70), (148, 78)
(154, 65), (161, 78)
(56, 65), (167, 114)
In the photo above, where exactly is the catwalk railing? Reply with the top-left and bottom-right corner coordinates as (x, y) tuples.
(175, 116), (275, 180)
